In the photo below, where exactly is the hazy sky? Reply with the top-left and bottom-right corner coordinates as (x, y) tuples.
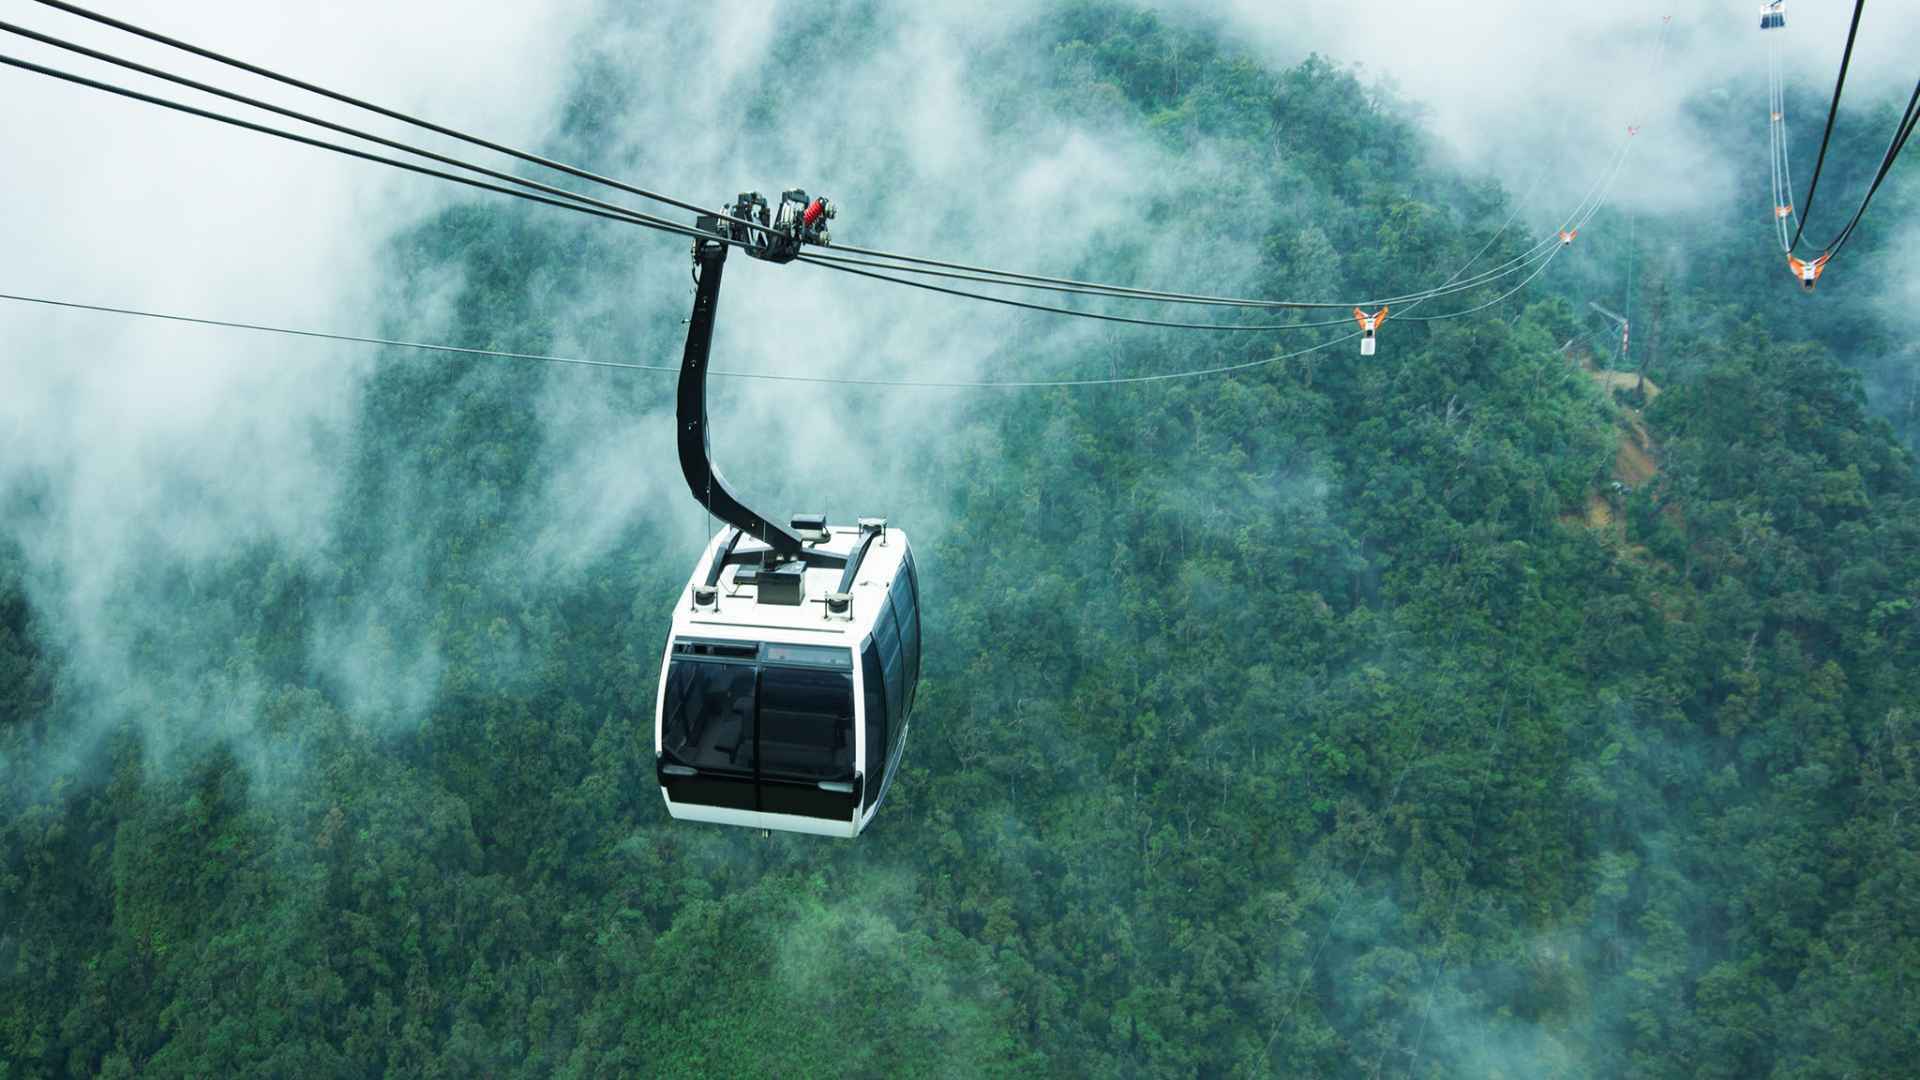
(1221, 0), (1917, 216)
(0, 0), (594, 735)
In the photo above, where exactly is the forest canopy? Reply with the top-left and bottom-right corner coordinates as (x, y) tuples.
(3, 3), (1917, 1077)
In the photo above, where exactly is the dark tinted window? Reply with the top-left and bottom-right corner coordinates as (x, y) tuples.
(890, 562), (920, 715)
(861, 640), (888, 808)
(906, 553), (921, 714)
(874, 599), (904, 736)
(661, 660), (755, 772)
(873, 593), (898, 655)
(757, 665), (854, 781)
(674, 639), (757, 660)
(762, 643), (852, 669)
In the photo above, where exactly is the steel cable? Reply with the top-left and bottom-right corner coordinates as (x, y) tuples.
(0, 50), (1348, 335)
(0, 52), (722, 244)
(1822, 77), (1918, 257)
(24, 0), (1593, 315)
(1788, 0), (1867, 253)
(0, 46), (1578, 336)
(4, 6), (1665, 387)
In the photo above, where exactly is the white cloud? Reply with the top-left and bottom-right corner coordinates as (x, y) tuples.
(1206, 0), (1918, 221)
(0, 0), (597, 734)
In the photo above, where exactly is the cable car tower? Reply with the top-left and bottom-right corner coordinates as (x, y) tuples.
(654, 192), (922, 838)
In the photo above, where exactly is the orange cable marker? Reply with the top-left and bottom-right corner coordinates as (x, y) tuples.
(1353, 306), (1388, 356)
(1786, 253), (1829, 292)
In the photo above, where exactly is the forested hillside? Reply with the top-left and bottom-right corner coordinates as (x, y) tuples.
(4, 4), (1917, 1077)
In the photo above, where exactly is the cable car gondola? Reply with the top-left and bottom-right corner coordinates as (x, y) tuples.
(654, 204), (920, 838)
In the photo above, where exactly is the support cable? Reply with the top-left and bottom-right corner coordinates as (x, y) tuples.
(1776, 47), (1803, 248)
(2, 4), (1662, 367)
(1767, 36), (1799, 252)
(803, 135), (1626, 315)
(0, 20), (712, 241)
(0, 46), (1580, 335)
(1788, 0), (1867, 253)
(22, 0), (1604, 315)
(801, 243), (1552, 314)
(0, 52), (1414, 335)
(1822, 77), (1919, 258)
(801, 243), (1559, 333)
(1387, 245), (1564, 322)
(0, 52), (715, 245)
(27, 0), (728, 225)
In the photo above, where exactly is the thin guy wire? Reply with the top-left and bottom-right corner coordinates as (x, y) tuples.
(1389, 245), (1564, 323)
(0, 291), (1374, 389)
(1766, 42), (1797, 247)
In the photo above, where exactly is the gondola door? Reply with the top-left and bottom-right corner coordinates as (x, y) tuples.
(756, 647), (860, 822)
(658, 639), (860, 830)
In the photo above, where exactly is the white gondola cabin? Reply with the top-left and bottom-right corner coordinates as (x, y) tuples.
(655, 521), (921, 837)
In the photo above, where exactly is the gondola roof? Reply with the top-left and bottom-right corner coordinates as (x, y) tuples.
(670, 524), (911, 642)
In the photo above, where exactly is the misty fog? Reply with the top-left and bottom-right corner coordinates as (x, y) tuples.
(3, 1), (1916, 1075)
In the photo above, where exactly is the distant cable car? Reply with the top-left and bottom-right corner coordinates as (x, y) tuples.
(655, 206), (919, 837)
(1760, 1), (1785, 30)
(1353, 305), (1388, 356)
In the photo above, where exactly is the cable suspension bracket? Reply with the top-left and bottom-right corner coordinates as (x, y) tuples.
(678, 200), (848, 581)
